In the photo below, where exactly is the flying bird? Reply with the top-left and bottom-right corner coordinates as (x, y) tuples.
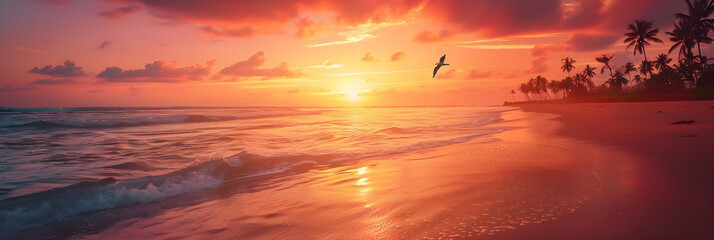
(433, 54), (450, 78)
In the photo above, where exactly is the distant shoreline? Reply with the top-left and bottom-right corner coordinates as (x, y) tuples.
(504, 92), (714, 105)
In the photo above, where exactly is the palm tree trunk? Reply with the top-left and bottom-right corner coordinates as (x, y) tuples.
(697, 40), (705, 74)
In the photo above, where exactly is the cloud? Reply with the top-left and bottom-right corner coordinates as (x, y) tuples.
(466, 69), (521, 80)
(31, 78), (78, 85)
(87, 1), (687, 41)
(439, 69), (457, 78)
(390, 51), (406, 61)
(117, 0), (421, 38)
(521, 32), (619, 74)
(28, 60), (85, 77)
(0, 85), (35, 92)
(15, 46), (47, 53)
(415, 0), (684, 40)
(467, 69), (494, 79)
(214, 51), (300, 81)
(29, 0), (71, 6)
(307, 60), (344, 69)
(523, 43), (578, 74)
(413, 29), (455, 43)
(88, 89), (105, 94)
(295, 17), (328, 39)
(99, 4), (142, 19)
(200, 26), (261, 38)
(361, 52), (377, 62)
(308, 21), (404, 47)
(97, 60), (215, 82)
(564, 33), (620, 52)
(285, 89), (300, 94)
(99, 41), (113, 50)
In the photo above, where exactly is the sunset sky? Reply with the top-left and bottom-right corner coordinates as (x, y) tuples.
(1, 0), (711, 107)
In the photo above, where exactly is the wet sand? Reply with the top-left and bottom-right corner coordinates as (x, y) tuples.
(504, 101), (714, 239)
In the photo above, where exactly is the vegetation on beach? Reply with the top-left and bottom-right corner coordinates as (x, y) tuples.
(510, 0), (714, 103)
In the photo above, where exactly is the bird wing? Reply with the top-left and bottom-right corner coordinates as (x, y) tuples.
(439, 55), (446, 64)
(433, 65), (441, 78)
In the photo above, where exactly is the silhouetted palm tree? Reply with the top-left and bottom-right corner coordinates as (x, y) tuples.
(561, 57), (576, 77)
(535, 76), (550, 99)
(527, 78), (542, 100)
(519, 83), (531, 101)
(654, 54), (673, 72)
(596, 55), (615, 77)
(583, 65), (597, 79)
(624, 20), (664, 61)
(633, 75), (644, 84)
(510, 90), (516, 102)
(667, 19), (697, 61)
(548, 80), (562, 99)
(607, 70), (629, 90)
(623, 62), (637, 83)
(676, 0), (714, 64)
(639, 60), (655, 78)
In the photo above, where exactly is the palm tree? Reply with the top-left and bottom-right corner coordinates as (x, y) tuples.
(667, 19), (700, 84)
(510, 90), (516, 102)
(624, 20), (664, 61)
(548, 80), (561, 99)
(667, 19), (697, 61)
(596, 55), (615, 77)
(654, 54), (673, 72)
(561, 57), (576, 77)
(519, 83), (531, 101)
(676, 0), (714, 65)
(623, 62), (637, 83)
(607, 70), (629, 90)
(583, 65), (597, 79)
(535, 75), (550, 99)
(633, 75), (644, 84)
(639, 60), (655, 78)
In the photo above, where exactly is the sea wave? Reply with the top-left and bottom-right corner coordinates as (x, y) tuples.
(0, 129), (502, 236)
(0, 111), (321, 129)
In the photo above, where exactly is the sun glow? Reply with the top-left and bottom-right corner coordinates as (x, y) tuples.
(345, 89), (362, 101)
(340, 80), (367, 102)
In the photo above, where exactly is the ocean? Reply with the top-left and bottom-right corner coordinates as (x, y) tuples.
(0, 106), (599, 239)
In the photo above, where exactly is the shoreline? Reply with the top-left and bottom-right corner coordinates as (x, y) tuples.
(503, 101), (714, 239)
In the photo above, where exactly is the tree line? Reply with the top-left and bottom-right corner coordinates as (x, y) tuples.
(513, 0), (714, 101)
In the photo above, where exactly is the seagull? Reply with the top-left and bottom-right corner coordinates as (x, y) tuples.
(433, 54), (450, 78)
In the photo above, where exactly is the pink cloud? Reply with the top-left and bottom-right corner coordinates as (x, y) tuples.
(467, 69), (494, 79)
(97, 60), (215, 82)
(99, 4), (142, 19)
(215, 51), (301, 81)
(0, 85), (35, 92)
(28, 60), (86, 78)
(15, 46), (47, 53)
(413, 29), (455, 43)
(440, 69), (457, 78)
(31, 79), (79, 85)
(390, 51), (406, 61)
(295, 17), (328, 39)
(564, 33), (621, 52)
(30, 0), (72, 6)
(361, 52), (377, 62)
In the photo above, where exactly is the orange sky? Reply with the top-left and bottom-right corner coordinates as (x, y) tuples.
(1, 0), (710, 107)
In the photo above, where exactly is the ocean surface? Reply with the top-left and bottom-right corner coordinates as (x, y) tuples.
(0, 106), (524, 237)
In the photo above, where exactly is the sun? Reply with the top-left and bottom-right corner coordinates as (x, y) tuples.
(345, 89), (361, 102)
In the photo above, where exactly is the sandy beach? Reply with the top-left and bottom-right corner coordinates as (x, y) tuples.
(504, 101), (714, 239)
